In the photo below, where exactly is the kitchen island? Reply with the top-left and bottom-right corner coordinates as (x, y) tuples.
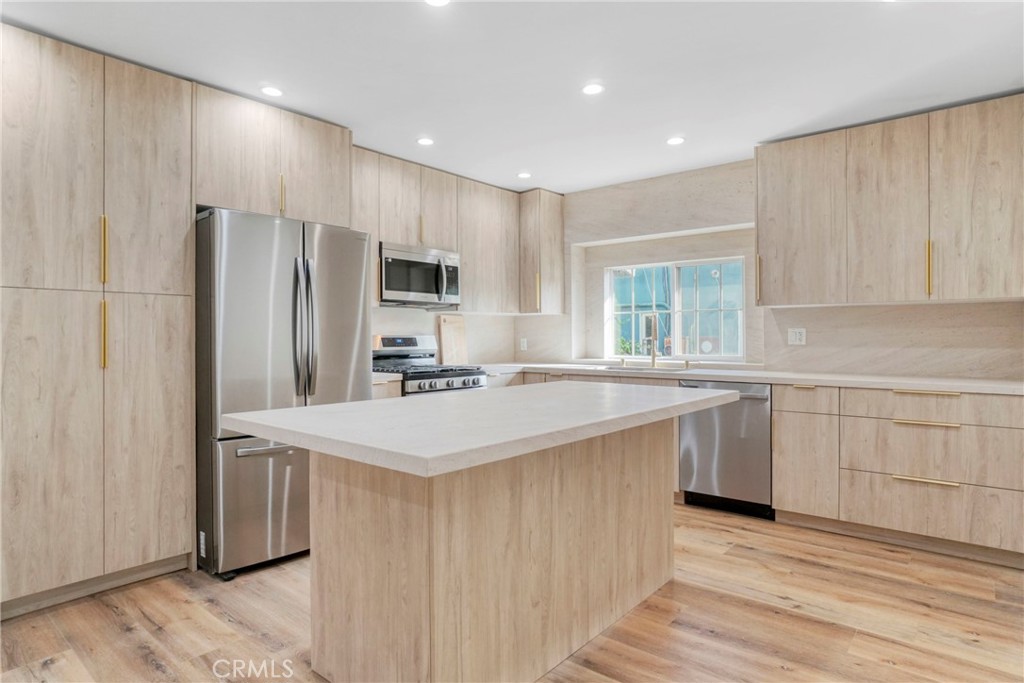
(223, 381), (737, 683)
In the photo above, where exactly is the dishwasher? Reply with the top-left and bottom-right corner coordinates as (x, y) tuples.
(679, 380), (774, 519)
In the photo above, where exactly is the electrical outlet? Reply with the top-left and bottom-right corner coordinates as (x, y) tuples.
(519, 337), (528, 352)
(787, 328), (807, 346)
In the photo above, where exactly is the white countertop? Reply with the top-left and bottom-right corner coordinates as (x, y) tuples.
(222, 382), (737, 477)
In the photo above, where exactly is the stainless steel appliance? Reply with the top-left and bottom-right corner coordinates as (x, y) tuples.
(196, 208), (372, 575)
(372, 335), (486, 395)
(379, 242), (460, 308)
(678, 380), (774, 519)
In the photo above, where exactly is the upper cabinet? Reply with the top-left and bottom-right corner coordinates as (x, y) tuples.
(930, 95), (1023, 300)
(846, 114), (930, 303)
(1, 25), (104, 291)
(352, 147), (381, 306)
(420, 167), (458, 252)
(756, 130), (847, 306)
(757, 94), (1024, 306)
(195, 85), (352, 226)
(458, 178), (519, 313)
(378, 157), (458, 251)
(519, 189), (564, 314)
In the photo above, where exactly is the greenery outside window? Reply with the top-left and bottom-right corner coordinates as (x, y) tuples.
(606, 258), (744, 360)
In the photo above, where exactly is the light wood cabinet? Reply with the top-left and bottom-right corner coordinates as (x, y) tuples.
(522, 372), (547, 384)
(756, 130), (847, 305)
(1, 289), (105, 600)
(194, 85), (281, 216)
(772, 385), (839, 414)
(846, 115), (930, 303)
(281, 110), (352, 227)
(485, 372), (523, 388)
(104, 58), (193, 295)
(772, 410), (839, 519)
(519, 189), (564, 314)
(840, 387), (1024, 429)
(420, 167), (458, 251)
(930, 94), (1024, 300)
(352, 147), (381, 305)
(1, 25), (104, 291)
(379, 155), (421, 246)
(457, 178), (520, 313)
(372, 380), (402, 399)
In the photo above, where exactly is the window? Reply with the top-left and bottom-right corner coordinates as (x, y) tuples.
(606, 258), (744, 359)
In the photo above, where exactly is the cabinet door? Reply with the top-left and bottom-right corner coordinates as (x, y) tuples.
(771, 411), (838, 518)
(458, 178), (519, 313)
(930, 95), (1024, 299)
(847, 115), (930, 303)
(352, 147), (381, 305)
(420, 167), (458, 251)
(1, 289), (104, 600)
(281, 110), (352, 227)
(1, 25), (103, 291)
(104, 293), (193, 573)
(379, 155), (420, 245)
(756, 130), (846, 305)
(194, 85), (281, 216)
(104, 58), (193, 295)
(519, 189), (563, 314)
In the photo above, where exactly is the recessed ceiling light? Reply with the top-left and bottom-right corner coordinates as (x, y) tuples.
(667, 136), (685, 146)
(261, 86), (283, 97)
(417, 137), (434, 146)
(517, 171), (532, 179)
(425, 0), (450, 5)
(582, 83), (605, 96)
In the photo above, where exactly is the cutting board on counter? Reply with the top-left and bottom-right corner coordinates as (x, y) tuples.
(438, 314), (468, 365)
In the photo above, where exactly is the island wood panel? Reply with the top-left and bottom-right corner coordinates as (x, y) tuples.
(756, 130), (847, 305)
(772, 384), (839, 414)
(839, 469), (1024, 553)
(351, 147), (381, 305)
(772, 411), (839, 519)
(104, 294), (194, 573)
(280, 110), (351, 227)
(420, 166), (458, 251)
(930, 94), (1024, 300)
(457, 178), (520, 313)
(371, 380), (402, 399)
(840, 417), (1024, 491)
(194, 85), (281, 216)
(839, 387), (1024, 429)
(1, 289), (104, 600)
(1, 25), (104, 291)
(378, 155), (421, 246)
(846, 114), (930, 303)
(104, 57), (193, 296)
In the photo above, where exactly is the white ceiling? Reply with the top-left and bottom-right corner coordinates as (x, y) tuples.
(3, 1), (1022, 193)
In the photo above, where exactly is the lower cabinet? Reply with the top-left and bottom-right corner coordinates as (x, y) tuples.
(771, 404), (839, 519)
(1, 288), (193, 602)
(486, 372), (523, 388)
(372, 379), (402, 399)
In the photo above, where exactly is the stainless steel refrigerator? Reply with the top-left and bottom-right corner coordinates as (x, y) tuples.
(195, 208), (371, 575)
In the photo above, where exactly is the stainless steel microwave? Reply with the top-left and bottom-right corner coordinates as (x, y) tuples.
(380, 242), (460, 308)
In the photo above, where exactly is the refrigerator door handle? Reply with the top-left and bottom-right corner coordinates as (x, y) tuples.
(306, 258), (320, 396)
(293, 257), (308, 395)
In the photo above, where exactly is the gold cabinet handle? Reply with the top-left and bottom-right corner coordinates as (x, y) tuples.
(279, 174), (286, 214)
(100, 214), (109, 284)
(535, 271), (541, 312)
(892, 474), (960, 488)
(891, 388), (961, 397)
(792, 384), (817, 389)
(891, 418), (961, 429)
(755, 254), (762, 304)
(925, 240), (933, 296)
(371, 381), (388, 386)
(419, 215), (425, 245)
(100, 299), (108, 369)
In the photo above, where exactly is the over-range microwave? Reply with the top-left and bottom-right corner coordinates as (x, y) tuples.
(380, 242), (460, 309)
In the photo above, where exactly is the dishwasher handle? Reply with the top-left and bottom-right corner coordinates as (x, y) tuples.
(680, 383), (768, 400)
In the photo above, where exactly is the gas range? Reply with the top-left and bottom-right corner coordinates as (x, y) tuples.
(372, 335), (487, 395)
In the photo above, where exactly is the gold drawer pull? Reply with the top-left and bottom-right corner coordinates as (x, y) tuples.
(792, 384), (817, 389)
(891, 389), (961, 397)
(372, 381), (388, 386)
(891, 419), (961, 428)
(892, 474), (960, 488)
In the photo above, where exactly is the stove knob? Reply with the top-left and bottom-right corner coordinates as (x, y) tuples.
(418, 381), (428, 391)
(446, 379), (456, 388)
(429, 380), (439, 389)
(472, 377), (481, 386)
(462, 378), (472, 387)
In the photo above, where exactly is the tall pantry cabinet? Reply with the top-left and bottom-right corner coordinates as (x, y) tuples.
(1, 25), (193, 606)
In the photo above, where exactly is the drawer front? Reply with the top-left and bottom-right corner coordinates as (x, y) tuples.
(773, 385), (839, 414)
(840, 469), (1023, 552)
(371, 381), (402, 399)
(841, 417), (1024, 490)
(521, 372), (546, 385)
(840, 388), (1024, 428)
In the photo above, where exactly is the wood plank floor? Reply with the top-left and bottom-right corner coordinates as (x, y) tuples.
(2, 504), (1021, 682)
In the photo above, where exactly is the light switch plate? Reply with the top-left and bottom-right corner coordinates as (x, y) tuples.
(520, 337), (528, 351)
(787, 328), (807, 346)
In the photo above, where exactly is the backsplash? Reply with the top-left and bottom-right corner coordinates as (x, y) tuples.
(763, 302), (1024, 381)
(370, 307), (515, 364)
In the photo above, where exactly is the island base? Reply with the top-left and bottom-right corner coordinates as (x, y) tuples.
(310, 419), (676, 683)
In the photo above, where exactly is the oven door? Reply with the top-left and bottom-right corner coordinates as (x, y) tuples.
(381, 243), (453, 305)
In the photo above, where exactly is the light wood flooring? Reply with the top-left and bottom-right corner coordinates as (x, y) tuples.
(2, 505), (1021, 682)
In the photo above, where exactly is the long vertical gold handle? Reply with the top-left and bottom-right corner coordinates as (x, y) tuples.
(755, 254), (762, 304)
(279, 174), (286, 214)
(100, 299), (108, 369)
(419, 215), (425, 245)
(100, 214), (108, 284)
(926, 240), (932, 296)
(535, 271), (541, 312)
